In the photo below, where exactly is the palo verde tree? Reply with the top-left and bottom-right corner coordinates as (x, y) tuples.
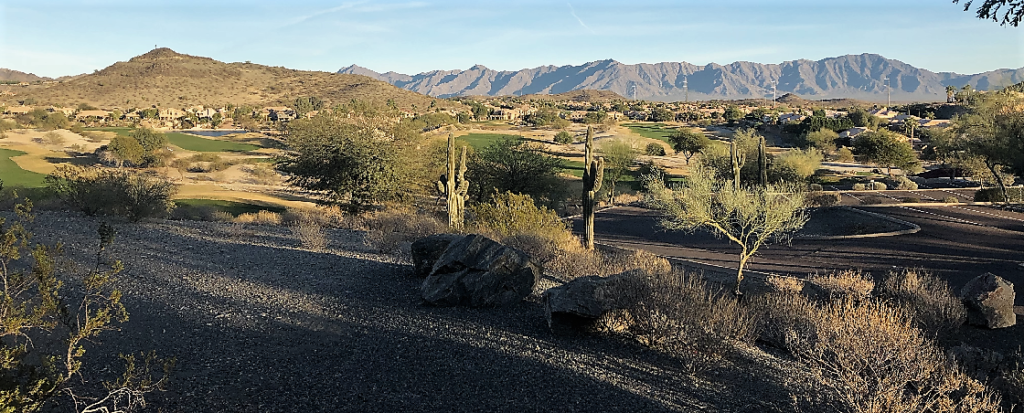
(599, 138), (638, 205)
(465, 137), (565, 206)
(853, 130), (921, 176)
(947, 91), (1024, 202)
(645, 165), (808, 296)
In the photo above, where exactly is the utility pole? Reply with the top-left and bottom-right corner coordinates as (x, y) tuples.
(884, 76), (891, 108)
(772, 82), (777, 108)
(683, 77), (688, 104)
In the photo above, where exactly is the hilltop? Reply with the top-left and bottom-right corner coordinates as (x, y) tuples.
(0, 68), (50, 83)
(340, 54), (1024, 102)
(1, 48), (462, 111)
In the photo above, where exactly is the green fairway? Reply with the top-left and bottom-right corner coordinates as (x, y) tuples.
(623, 123), (676, 144)
(86, 128), (259, 152)
(457, 133), (523, 150)
(0, 148), (47, 188)
(561, 159), (585, 178)
(173, 199), (285, 217)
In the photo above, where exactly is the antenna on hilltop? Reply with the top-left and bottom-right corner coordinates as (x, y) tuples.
(684, 77), (688, 104)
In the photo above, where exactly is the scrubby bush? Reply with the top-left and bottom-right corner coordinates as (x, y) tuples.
(808, 183), (824, 191)
(943, 196), (960, 203)
(902, 197), (921, 203)
(359, 206), (445, 254)
(233, 210), (282, 225)
(870, 181), (887, 190)
(836, 147), (855, 162)
(852, 183), (867, 191)
(975, 187), (1024, 202)
(877, 269), (965, 341)
(618, 270), (756, 371)
(748, 291), (819, 350)
(46, 165), (176, 220)
(807, 191), (841, 208)
(765, 274), (805, 294)
(808, 270), (874, 300)
(291, 218), (327, 252)
(470, 192), (576, 261)
(893, 175), (919, 190)
(645, 142), (666, 156)
(553, 130), (573, 144)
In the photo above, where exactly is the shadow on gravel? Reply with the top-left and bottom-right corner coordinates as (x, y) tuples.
(22, 215), (802, 412)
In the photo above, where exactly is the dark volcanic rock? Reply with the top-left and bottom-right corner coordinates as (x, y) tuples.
(421, 234), (541, 307)
(543, 272), (637, 334)
(961, 273), (1016, 329)
(410, 234), (462, 277)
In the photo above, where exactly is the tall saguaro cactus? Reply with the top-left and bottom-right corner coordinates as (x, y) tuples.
(730, 140), (746, 190)
(758, 136), (768, 187)
(582, 127), (605, 250)
(437, 133), (470, 231)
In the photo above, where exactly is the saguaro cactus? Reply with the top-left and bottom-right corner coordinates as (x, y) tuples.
(437, 133), (470, 231)
(582, 127), (605, 250)
(758, 136), (768, 187)
(730, 140), (746, 190)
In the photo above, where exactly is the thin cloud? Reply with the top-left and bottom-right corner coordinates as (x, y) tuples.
(567, 3), (596, 34)
(284, 1), (369, 27)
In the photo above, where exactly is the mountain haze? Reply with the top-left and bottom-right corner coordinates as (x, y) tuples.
(340, 54), (1024, 102)
(0, 49), (460, 111)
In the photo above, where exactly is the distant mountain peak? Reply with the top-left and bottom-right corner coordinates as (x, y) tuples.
(134, 48), (186, 60)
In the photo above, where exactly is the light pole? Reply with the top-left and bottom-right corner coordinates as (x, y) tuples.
(884, 76), (891, 108)
(683, 77), (688, 104)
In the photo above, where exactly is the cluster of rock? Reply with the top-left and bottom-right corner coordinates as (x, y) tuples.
(411, 235), (1019, 333)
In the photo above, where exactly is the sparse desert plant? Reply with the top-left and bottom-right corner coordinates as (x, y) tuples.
(620, 270), (757, 371)
(943, 196), (960, 203)
(291, 219), (327, 252)
(553, 130), (573, 144)
(870, 181), (887, 190)
(46, 165), (176, 221)
(902, 197), (922, 203)
(792, 298), (1001, 413)
(809, 183), (824, 191)
(361, 206), (445, 255)
(862, 196), (886, 205)
(894, 175), (919, 190)
(807, 191), (842, 208)
(765, 274), (805, 294)
(283, 205), (346, 228)
(248, 162), (279, 185)
(645, 142), (667, 156)
(808, 270), (875, 300)
(877, 269), (966, 341)
(43, 130), (66, 147)
(233, 210), (282, 225)
(852, 183), (867, 191)
(747, 291), (819, 351)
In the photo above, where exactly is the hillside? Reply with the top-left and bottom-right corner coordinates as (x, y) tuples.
(340, 54), (1024, 102)
(0, 68), (49, 83)
(525, 89), (626, 102)
(1, 49), (462, 111)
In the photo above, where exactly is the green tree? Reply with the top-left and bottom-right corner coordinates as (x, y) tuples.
(723, 105), (744, 125)
(106, 135), (145, 167)
(669, 128), (711, 163)
(466, 137), (565, 206)
(947, 91), (1024, 202)
(129, 128), (168, 153)
(946, 85), (958, 103)
(646, 165), (808, 295)
(599, 139), (639, 204)
(278, 113), (412, 208)
(803, 129), (839, 153)
(854, 130), (920, 176)
(771, 148), (824, 182)
(649, 108), (674, 122)
(954, 0), (1024, 26)
(903, 117), (919, 141)
(553, 130), (573, 144)
(645, 142), (667, 156)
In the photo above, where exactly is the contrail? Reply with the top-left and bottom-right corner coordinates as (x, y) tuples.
(567, 3), (597, 34)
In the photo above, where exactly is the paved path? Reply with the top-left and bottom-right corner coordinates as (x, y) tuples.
(574, 205), (1024, 302)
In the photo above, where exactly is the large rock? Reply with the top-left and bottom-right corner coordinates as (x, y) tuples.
(542, 272), (638, 334)
(410, 234), (462, 277)
(421, 234), (541, 307)
(961, 273), (1016, 329)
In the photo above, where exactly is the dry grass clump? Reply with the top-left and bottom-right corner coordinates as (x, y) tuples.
(765, 274), (805, 294)
(617, 270), (756, 371)
(877, 269), (965, 340)
(808, 270), (875, 300)
(359, 206), (445, 254)
(791, 298), (1001, 413)
(233, 210), (282, 225)
(748, 291), (819, 351)
(283, 205), (346, 228)
(291, 219), (327, 252)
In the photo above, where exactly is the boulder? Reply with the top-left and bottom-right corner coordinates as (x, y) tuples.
(410, 234), (463, 277)
(961, 273), (1016, 329)
(543, 272), (637, 334)
(421, 234), (541, 307)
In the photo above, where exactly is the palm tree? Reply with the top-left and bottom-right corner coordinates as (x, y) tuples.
(961, 85), (974, 103)
(903, 117), (919, 141)
(946, 85), (957, 103)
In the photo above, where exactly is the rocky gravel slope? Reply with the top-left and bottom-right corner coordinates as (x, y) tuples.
(25, 211), (806, 412)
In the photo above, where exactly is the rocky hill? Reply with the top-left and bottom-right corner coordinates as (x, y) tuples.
(0, 68), (49, 83)
(1, 48), (461, 111)
(340, 54), (1024, 102)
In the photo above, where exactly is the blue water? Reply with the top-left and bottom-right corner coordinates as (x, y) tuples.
(182, 130), (247, 137)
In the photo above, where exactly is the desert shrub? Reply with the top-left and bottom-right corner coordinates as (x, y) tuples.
(793, 298), (1001, 413)
(645, 142), (666, 156)
(862, 196), (885, 205)
(876, 269), (965, 340)
(553, 130), (573, 144)
(894, 175), (919, 190)
(870, 181), (887, 190)
(43, 130), (65, 147)
(169, 204), (223, 221)
(620, 270), (756, 371)
(470, 191), (567, 240)
(771, 148), (823, 182)
(248, 163), (279, 185)
(747, 291), (819, 351)
(943, 196), (960, 203)
(291, 219), (327, 252)
(46, 165), (176, 221)
(765, 274), (805, 294)
(836, 147), (855, 162)
(902, 197), (921, 203)
(808, 183), (824, 191)
(852, 183), (867, 191)
(807, 270), (874, 300)
(807, 191), (841, 208)
(360, 206), (445, 254)
(975, 187), (1024, 202)
(283, 205), (346, 228)
(233, 210), (282, 225)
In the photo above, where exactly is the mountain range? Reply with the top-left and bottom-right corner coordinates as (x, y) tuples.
(0, 69), (49, 83)
(339, 54), (1024, 102)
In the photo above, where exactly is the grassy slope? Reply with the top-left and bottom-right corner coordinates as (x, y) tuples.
(622, 123), (676, 144)
(457, 133), (523, 150)
(0, 148), (47, 187)
(90, 127), (258, 152)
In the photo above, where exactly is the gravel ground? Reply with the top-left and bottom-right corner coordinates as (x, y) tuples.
(22, 211), (812, 413)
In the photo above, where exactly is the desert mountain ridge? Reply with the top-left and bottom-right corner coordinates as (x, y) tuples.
(0, 68), (50, 83)
(0, 48), (463, 111)
(339, 54), (1024, 102)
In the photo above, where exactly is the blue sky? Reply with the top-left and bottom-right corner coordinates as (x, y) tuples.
(1, 0), (1021, 78)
